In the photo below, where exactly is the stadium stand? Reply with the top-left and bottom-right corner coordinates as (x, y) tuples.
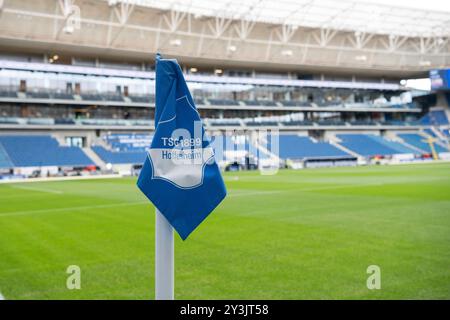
(53, 92), (74, 100)
(80, 94), (103, 101)
(208, 98), (240, 106)
(129, 95), (154, 103)
(424, 129), (438, 138)
(421, 109), (450, 126)
(429, 110), (449, 125)
(280, 101), (311, 107)
(0, 143), (13, 168)
(242, 100), (261, 106)
(270, 135), (349, 159)
(104, 94), (124, 102)
(258, 100), (278, 107)
(91, 146), (146, 164)
(91, 134), (152, 164)
(281, 120), (314, 126)
(245, 119), (279, 126)
(27, 92), (50, 99)
(0, 90), (17, 98)
(104, 134), (152, 152)
(397, 133), (449, 153)
(337, 134), (416, 156)
(0, 135), (94, 167)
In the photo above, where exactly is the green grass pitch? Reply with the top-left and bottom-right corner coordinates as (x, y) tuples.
(0, 162), (449, 299)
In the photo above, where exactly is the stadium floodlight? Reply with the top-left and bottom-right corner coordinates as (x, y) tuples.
(419, 60), (431, 66)
(63, 25), (74, 34)
(170, 39), (182, 47)
(228, 45), (237, 52)
(281, 49), (293, 57)
(214, 69), (223, 75)
(190, 67), (198, 73)
(355, 55), (367, 61)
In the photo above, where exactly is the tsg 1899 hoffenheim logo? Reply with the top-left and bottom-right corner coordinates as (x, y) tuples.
(148, 143), (215, 189)
(147, 95), (216, 189)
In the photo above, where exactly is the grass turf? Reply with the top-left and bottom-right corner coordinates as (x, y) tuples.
(0, 162), (449, 299)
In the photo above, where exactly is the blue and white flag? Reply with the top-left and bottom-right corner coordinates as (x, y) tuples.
(137, 54), (227, 240)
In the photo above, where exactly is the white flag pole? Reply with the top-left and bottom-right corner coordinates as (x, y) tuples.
(155, 208), (174, 300)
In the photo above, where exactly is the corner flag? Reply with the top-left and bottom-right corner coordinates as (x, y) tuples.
(137, 54), (227, 240)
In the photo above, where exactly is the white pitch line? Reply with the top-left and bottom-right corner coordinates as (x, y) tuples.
(0, 190), (285, 217)
(0, 201), (149, 218)
(0, 292), (4, 300)
(11, 185), (64, 194)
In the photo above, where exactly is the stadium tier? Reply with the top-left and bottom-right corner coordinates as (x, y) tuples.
(270, 135), (350, 160)
(397, 133), (449, 154)
(0, 32), (448, 173)
(431, 110), (449, 125)
(0, 135), (93, 167)
(104, 134), (153, 152)
(91, 146), (146, 165)
(91, 134), (152, 164)
(336, 134), (416, 157)
(420, 109), (450, 126)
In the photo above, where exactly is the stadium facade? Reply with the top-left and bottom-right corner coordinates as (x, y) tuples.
(0, 0), (449, 179)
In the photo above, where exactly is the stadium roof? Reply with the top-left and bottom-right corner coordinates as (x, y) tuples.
(128, 0), (450, 37)
(0, 0), (448, 76)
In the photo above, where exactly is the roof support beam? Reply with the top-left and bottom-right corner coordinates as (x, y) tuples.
(234, 19), (256, 40)
(107, 1), (134, 47)
(275, 24), (297, 43)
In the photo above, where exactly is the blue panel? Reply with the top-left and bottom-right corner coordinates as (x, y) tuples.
(0, 135), (94, 167)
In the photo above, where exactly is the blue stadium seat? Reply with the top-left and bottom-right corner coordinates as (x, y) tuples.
(337, 134), (415, 156)
(429, 110), (449, 125)
(269, 135), (349, 159)
(0, 144), (13, 168)
(91, 134), (153, 164)
(0, 135), (94, 167)
(92, 146), (146, 164)
(398, 133), (448, 153)
(420, 110), (449, 126)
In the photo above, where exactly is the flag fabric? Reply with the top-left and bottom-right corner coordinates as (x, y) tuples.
(137, 54), (227, 240)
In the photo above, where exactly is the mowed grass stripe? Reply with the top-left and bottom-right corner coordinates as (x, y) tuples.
(0, 162), (449, 299)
